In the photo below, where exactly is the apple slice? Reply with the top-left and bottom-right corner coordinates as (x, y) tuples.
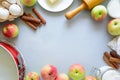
(107, 0), (120, 18)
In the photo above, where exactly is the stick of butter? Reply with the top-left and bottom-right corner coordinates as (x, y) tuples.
(47, 0), (58, 4)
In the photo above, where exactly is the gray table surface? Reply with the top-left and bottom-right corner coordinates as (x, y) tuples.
(0, 0), (113, 78)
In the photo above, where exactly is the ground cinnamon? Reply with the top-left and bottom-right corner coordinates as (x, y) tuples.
(32, 8), (46, 24)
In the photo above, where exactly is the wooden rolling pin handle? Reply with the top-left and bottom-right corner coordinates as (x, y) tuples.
(65, 3), (86, 20)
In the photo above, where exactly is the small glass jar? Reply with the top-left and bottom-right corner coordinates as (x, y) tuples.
(91, 66), (120, 80)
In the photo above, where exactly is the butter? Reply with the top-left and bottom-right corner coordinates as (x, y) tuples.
(47, 0), (58, 4)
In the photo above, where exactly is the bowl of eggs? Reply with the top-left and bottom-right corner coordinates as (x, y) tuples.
(0, 0), (23, 22)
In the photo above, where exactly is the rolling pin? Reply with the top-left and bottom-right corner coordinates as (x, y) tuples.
(65, 0), (104, 20)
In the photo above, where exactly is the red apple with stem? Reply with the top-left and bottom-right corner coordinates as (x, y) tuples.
(41, 64), (58, 80)
(2, 23), (19, 38)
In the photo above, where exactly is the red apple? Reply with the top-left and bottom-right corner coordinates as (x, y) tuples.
(41, 64), (58, 80)
(107, 19), (120, 36)
(69, 64), (86, 80)
(84, 76), (96, 80)
(56, 73), (69, 80)
(91, 5), (107, 21)
(2, 23), (19, 38)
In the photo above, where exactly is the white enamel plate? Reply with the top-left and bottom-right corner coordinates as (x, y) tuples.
(0, 42), (25, 80)
(0, 46), (19, 80)
(38, 0), (74, 12)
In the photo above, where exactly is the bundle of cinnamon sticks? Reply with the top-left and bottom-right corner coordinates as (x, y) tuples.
(21, 8), (46, 30)
(103, 51), (120, 69)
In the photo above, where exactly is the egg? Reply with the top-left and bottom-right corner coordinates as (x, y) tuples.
(7, 0), (17, 4)
(0, 7), (9, 19)
(9, 4), (22, 16)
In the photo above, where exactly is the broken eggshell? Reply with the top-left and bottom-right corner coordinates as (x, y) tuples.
(7, 0), (17, 4)
(0, 7), (9, 19)
(9, 4), (22, 16)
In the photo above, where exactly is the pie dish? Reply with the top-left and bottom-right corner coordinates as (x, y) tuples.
(0, 41), (25, 80)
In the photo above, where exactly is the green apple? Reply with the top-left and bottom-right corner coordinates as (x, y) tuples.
(91, 5), (107, 21)
(21, 0), (37, 7)
(68, 64), (86, 80)
(25, 72), (40, 80)
(108, 19), (120, 36)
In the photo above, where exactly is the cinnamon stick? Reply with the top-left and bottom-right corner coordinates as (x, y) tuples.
(32, 8), (46, 24)
(27, 13), (41, 27)
(21, 13), (37, 30)
(110, 57), (120, 64)
(104, 52), (119, 69)
(23, 20), (37, 30)
(110, 51), (120, 58)
(21, 16), (41, 24)
(103, 54), (116, 69)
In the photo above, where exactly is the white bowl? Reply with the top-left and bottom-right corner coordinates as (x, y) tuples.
(107, 0), (120, 18)
(38, 0), (74, 12)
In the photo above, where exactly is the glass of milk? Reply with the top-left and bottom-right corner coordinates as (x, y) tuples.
(91, 66), (120, 80)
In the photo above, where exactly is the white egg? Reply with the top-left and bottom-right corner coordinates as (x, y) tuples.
(0, 7), (9, 19)
(7, 0), (17, 4)
(9, 4), (22, 15)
